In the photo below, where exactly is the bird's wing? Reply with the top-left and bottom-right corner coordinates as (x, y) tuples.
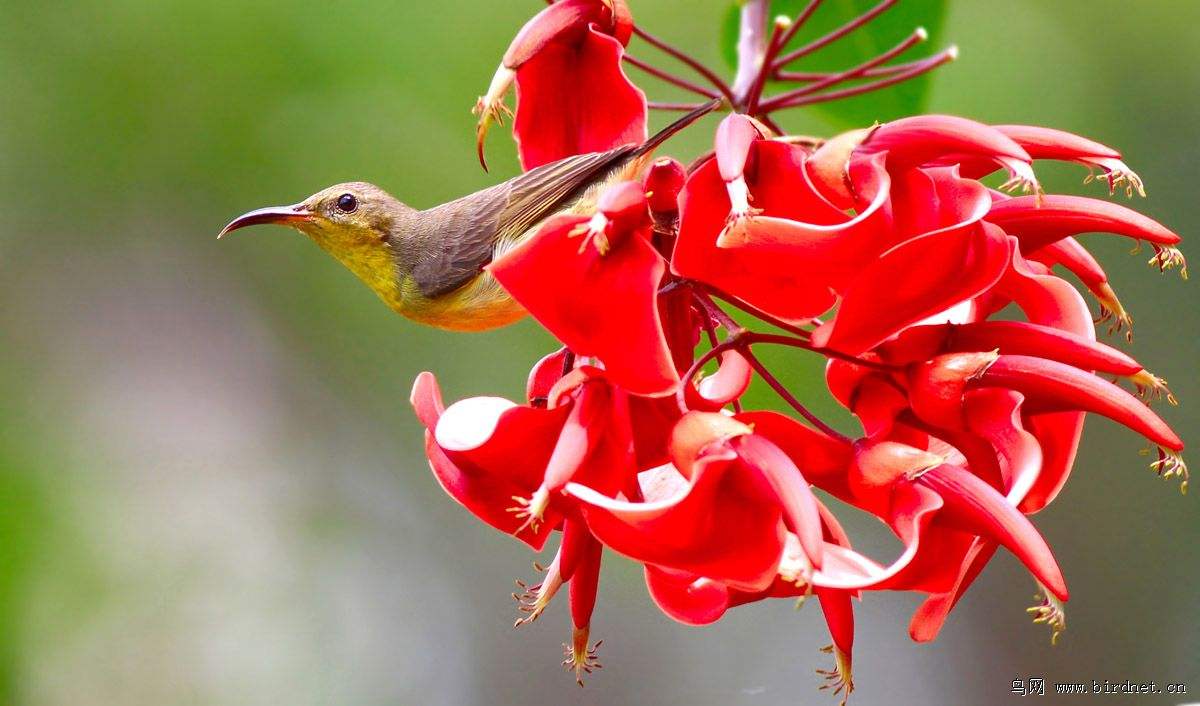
(496, 145), (637, 241)
(411, 146), (637, 299)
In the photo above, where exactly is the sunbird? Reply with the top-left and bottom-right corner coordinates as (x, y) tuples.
(219, 101), (719, 332)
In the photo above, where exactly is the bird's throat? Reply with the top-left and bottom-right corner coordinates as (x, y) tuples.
(307, 229), (405, 311)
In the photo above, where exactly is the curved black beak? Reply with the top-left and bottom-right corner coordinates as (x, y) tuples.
(218, 203), (313, 239)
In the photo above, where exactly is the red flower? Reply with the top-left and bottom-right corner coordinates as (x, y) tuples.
(566, 412), (828, 590)
(474, 0), (646, 170)
(411, 371), (568, 550)
(405, 2), (1189, 695)
(673, 122), (848, 322)
(488, 181), (680, 395)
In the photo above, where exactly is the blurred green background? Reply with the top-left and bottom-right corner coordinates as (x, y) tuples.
(1, 1), (1196, 704)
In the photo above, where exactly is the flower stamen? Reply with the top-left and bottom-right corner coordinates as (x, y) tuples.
(1026, 584), (1067, 645)
(507, 486), (551, 535)
(997, 157), (1043, 203)
(1148, 245), (1188, 279)
(1093, 282), (1134, 342)
(562, 627), (603, 687)
(1143, 447), (1189, 494)
(1129, 370), (1178, 407)
(568, 213), (613, 255)
(816, 644), (855, 706)
(513, 556), (563, 627)
(1083, 157), (1146, 198)
(719, 176), (762, 243)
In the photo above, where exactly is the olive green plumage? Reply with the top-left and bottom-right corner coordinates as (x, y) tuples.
(219, 100), (720, 331)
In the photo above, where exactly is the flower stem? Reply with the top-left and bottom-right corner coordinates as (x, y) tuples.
(631, 25), (735, 102)
(740, 347), (850, 442)
(731, 0), (770, 107)
(702, 284), (813, 337)
(758, 28), (927, 113)
(774, 0), (825, 52)
(741, 332), (897, 372)
(773, 0), (897, 69)
(624, 55), (721, 99)
(692, 290), (744, 336)
(767, 48), (957, 111)
(745, 16), (792, 114)
(648, 101), (708, 112)
(776, 56), (933, 82)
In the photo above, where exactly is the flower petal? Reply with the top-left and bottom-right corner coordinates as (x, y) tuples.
(815, 219), (1010, 356)
(644, 565), (732, 626)
(512, 25), (646, 168)
(916, 464), (1068, 600)
(978, 355), (1183, 451)
(858, 115), (1033, 173)
(489, 210), (679, 396)
(988, 194), (1180, 252)
(673, 142), (852, 321)
(411, 374), (566, 549)
(566, 446), (786, 591)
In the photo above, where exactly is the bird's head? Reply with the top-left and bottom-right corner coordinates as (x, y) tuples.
(219, 181), (416, 301)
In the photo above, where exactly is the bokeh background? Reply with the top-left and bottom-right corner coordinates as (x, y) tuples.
(1, 1), (1196, 704)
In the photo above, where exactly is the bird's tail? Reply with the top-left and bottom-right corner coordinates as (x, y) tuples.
(632, 98), (726, 160)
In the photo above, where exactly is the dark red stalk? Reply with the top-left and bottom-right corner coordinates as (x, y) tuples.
(631, 25), (735, 102)
(623, 55), (721, 99)
(648, 101), (708, 112)
(741, 347), (850, 443)
(773, 0), (898, 69)
(692, 290), (744, 335)
(766, 48), (956, 111)
(702, 284), (813, 337)
(757, 28), (926, 113)
(774, 0), (825, 51)
(745, 17), (793, 114)
(777, 56), (934, 82)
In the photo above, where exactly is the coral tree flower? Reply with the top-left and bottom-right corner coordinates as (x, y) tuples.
(475, 0), (647, 170)
(414, 2), (1189, 696)
(488, 181), (680, 396)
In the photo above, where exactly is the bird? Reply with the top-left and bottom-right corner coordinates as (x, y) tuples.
(219, 100), (721, 332)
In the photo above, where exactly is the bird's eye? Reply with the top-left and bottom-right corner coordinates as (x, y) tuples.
(336, 193), (358, 213)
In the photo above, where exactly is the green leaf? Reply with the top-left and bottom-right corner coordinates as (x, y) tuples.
(719, 0), (948, 128)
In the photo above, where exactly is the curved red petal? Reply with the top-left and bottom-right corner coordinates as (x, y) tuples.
(908, 539), (997, 642)
(944, 321), (1140, 376)
(512, 26), (647, 169)
(982, 245), (1092, 512)
(858, 115), (1032, 173)
(1029, 237), (1108, 290)
(988, 194), (1180, 252)
(963, 389), (1043, 504)
(917, 464), (1068, 600)
(816, 587), (855, 658)
(995, 125), (1122, 162)
(735, 409), (853, 496)
(673, 142), (847, 321)
(566, 448), (786, 591)
(978, 355), (1183, 451)
(816, 218), (1010, 356)
(685, 349), (752, 411)
(502, 0), (599, 68)
(489, 215), (679, 395)
(412, 373), (561, 549)
(715, 114), (763, 182)
(733, 434), (826, 569)
(644, 565), (732, 626)
(526, 348), (569, 404)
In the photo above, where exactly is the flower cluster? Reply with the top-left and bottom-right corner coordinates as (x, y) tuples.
(417, 0), (1186, 700)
